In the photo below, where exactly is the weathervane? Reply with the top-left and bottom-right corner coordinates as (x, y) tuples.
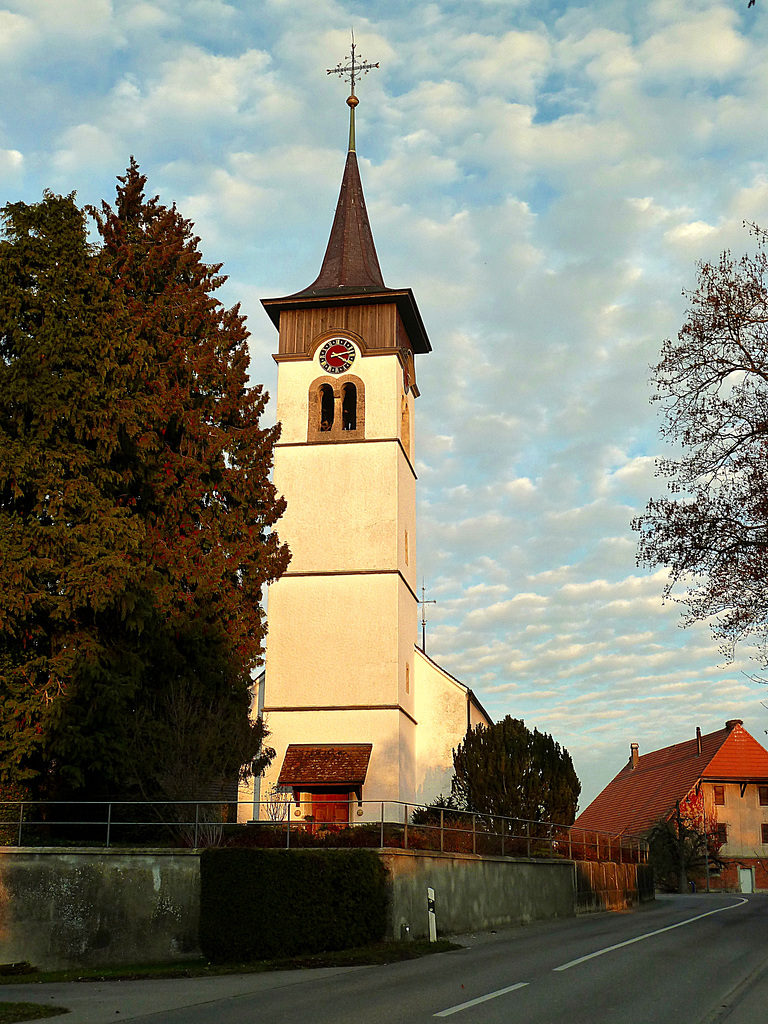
(327, 31), (379, 152)
(327, 31), (379, 95)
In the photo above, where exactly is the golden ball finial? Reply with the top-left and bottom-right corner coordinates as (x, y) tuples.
(347, 94), (359, 108)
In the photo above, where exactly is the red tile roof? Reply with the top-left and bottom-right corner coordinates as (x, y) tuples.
(705, 725), (768, 778)
(574, 721), (768, 837)
(278, 744), (373, 786)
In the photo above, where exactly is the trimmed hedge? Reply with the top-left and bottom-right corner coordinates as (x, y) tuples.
(199, 848), (389, 962)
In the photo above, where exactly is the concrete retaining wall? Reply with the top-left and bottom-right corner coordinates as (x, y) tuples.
(0, 850), (201, 970)
(382, 850), (575, 939)
(0, 849), (652, 969)
(574, 860), (655, 913)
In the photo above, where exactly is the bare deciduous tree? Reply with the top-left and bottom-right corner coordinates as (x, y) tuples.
(634, 224), (768, 664)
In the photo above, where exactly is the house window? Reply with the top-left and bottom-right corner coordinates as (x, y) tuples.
(716, 823), (728, 844)
(762, 823), (768, 844)
(714, 785), (725, 805)
(759, 786), (768, 806)
(405, 662), (410, 694)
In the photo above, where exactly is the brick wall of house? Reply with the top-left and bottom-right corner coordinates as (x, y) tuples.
(705, 857), (768, 892)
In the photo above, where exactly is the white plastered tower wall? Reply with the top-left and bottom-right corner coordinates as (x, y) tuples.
(246, 326), (420, 819)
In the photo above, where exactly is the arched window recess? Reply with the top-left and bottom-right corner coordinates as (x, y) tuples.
(308, 375), (365, 442)
(319, 383), (334, 432)
(342, 382), (357, 431)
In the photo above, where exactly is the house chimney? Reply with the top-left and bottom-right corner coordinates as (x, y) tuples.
(696, 727), (702, 754)
(630, 742), (639, 768)
(725, 719), (743, 730)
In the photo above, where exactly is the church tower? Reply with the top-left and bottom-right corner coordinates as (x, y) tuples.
(252, 47), (431, 823)
(242, 44), (492, 826)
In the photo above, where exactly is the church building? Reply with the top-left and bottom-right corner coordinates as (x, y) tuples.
(239, 49), (490, 826)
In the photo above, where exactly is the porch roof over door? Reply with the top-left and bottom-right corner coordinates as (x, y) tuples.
(278, 743), (373, 786)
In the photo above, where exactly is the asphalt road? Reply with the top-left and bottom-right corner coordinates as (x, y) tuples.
(8, 894), (768, 1024)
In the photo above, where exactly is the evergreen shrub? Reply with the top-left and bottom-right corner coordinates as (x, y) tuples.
(199, 848), (388, 961)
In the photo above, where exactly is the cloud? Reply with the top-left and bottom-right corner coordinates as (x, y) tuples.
(120, 3), (176, 32)
(5, 0), (768, 811)
(0, 149), (23, 177)
(0, 10), (35, 60)
(53, 124), (124, 175)
(458, 30), (551, 99)
(664, 220), (718, 246)
(640, 8), (749, 81)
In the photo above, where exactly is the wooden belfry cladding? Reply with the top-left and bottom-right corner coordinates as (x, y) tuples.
(274, 302), (411, 356)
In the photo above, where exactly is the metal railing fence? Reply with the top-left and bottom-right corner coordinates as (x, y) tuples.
(0, 798), (647, 863)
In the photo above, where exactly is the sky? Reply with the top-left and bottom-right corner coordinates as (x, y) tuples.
(3, 0), (768, 810)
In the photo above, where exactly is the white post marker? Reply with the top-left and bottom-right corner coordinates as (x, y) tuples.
(427, 886), (437, 942)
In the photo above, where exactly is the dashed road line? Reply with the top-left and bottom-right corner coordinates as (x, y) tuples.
(434, 982), (529, 1017)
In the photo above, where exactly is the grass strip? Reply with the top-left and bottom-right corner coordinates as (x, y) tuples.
(0, 1003), (69, 1022)
(0, 940), (461, 987)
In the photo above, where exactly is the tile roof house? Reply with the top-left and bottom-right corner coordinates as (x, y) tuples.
(574, 720), (768, 892)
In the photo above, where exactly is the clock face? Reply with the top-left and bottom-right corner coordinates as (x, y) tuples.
(319, 337), (356, 374)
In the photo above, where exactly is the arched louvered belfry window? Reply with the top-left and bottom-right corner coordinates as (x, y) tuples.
(308, 375), (365, 442)
(342, 382), (357, 431)
(319, 383), (334, 431)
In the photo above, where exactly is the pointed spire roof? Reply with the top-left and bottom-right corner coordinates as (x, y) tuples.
(261, 50), (431, 355)
(295, 146), (386, 295)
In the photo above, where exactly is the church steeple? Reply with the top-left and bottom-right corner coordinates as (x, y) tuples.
(261, 39), (431, 355)
(296, 38), (384, 296)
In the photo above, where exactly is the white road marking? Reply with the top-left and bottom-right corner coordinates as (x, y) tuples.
(554, 897), (749, 971)
(434, 982), (529, 1017)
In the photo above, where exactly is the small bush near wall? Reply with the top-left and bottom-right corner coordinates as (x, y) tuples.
(199, 849), (388, 962)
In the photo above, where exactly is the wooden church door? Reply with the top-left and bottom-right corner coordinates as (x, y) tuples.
(310, 792), (351, 827)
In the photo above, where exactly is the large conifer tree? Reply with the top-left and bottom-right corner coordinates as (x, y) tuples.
(0, 164), (289, 800)
(0, 191), (144, 795)
(451, 716), (581, 824)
